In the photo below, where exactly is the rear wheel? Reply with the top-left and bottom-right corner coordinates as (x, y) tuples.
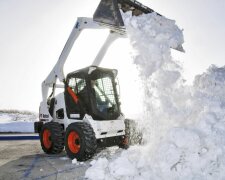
(119, 119), (143, 149)
(65, 122), (97, 161)
(119, 136), (129, 149)
(40, 122), (64, 154)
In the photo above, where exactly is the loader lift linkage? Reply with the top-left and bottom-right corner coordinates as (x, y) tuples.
(34, 0), (183, 161)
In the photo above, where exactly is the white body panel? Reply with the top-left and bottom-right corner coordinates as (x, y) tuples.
(39, 101), (51, 121)
(85, 118), (125, 139)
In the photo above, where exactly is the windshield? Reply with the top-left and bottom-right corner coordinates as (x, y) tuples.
(94, 76), (117, 110)
(91, 73), (120, 120)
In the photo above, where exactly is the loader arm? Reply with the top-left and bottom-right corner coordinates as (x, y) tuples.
(41, 0), (184, 109)
(42, 17), (125, 101)
(42, 18), (99, 100)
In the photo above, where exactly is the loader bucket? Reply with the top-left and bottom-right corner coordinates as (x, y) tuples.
(93, 0), (156, 27)
(93, 0), (184, 52)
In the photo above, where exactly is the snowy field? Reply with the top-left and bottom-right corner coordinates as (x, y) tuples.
(0, 110), (37, 132)
(1, 11), (225, 180)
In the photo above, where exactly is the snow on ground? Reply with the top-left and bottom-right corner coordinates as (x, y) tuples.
(0, 110), (37, 132)
(85, 12), (225, 180)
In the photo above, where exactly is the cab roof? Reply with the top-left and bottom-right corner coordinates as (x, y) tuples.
(66, 66), (118, 80)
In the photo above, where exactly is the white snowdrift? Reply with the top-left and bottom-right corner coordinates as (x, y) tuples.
(85, 12), (225, 180)
(0, 111), (37, 132)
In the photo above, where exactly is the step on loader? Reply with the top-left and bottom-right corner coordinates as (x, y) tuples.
(34, 0), (183, 161)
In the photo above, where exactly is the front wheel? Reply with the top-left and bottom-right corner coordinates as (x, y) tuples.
(65, 122), (97, 161)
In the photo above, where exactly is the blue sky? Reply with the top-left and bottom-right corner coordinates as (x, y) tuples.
(0, 0), (224, 112)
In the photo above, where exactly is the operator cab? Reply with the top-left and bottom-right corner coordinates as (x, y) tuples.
(65, 66), (121, 120)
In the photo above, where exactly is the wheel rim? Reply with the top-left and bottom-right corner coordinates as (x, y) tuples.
(68, 131), (80, 153)
(43, 129), (52, 149)
(122, 136), (129, 145)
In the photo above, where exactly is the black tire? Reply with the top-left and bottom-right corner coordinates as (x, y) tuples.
(40, 122), (64, 154)
(65, 122), (97, 161)
(121, 119), (143, 147)
(119, 138), (129, 149)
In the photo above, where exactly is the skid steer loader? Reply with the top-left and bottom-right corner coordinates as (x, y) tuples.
(34, 0), (183, 161)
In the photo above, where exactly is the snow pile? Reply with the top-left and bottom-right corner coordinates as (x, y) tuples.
(85, 12), (225, 180)
(0, 110), (38, 122)
(0, 110), (37, 132)
(151, 65), (225, 179)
